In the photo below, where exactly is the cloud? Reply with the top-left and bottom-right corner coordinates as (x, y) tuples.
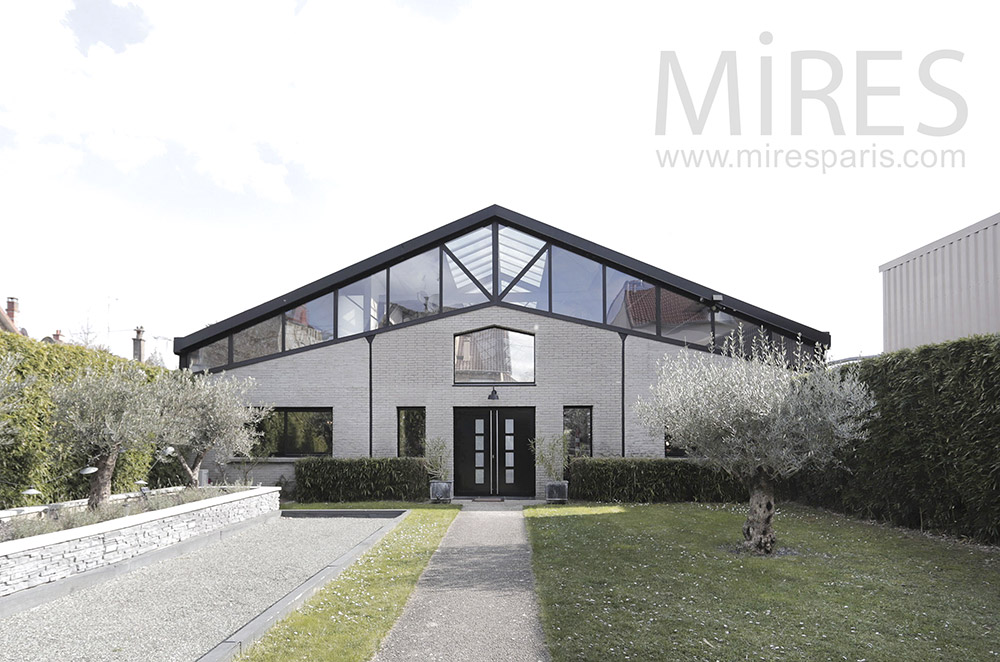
(63, 0), (150, 55)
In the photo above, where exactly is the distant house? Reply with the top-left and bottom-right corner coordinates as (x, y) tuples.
(1, 297), (64, 344)
(173, 205), (829, 497)
(881, 211), (1000, 352)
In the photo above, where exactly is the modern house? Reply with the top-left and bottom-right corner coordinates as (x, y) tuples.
(881, 211), (1000, 352)
(173, 205), (829, 498)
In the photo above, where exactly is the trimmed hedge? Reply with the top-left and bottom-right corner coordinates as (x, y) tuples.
(0, 333), (164, 509)
(294, 457), (428, 502)
(832, 334), (1000, 543)
(569, 457), (745, 503)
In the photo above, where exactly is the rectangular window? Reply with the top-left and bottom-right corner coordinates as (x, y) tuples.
(285, 293), (335, 350)
(187, 336), (229, 372)
(232, 316), (282, 363)
(397, 407), (426, 457)
(338, 271), (387, 338)
(254, 408), (331, 457)
(563, 407), (593, 458)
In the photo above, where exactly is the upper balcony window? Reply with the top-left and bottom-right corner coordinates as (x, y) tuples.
(454, 327), (535, 384)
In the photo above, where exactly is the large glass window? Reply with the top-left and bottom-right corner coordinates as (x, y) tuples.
(397, 407), (426, 457)
(443, 252), (489, 311)
(232, 316), (282, 363)
(285, 293), (335, 350)
(254, 408), (331, 456)
(563, 407), (593, 458)
(606, 268), (656, 333)
(454, 327), (535, 383)
(498, 225), (546, 293)
(187, 337), (229, 372)
(338, 271), (386, 338)
(502, 248), (549, 310)
(714, 312), (769, 356)
(388, 248), (440, 325)
(551, 246), (603, 322)
(446, 226), (493, 294)
(660, 289), (712, 346)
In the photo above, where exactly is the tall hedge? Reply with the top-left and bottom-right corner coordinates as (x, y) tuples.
(0, 333), (163, 508)
(295, 457), (428, 502)
(834, 334), (1000, 542)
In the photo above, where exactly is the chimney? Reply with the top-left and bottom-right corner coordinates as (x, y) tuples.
(53, 330), (63, 343)
(5, 297), (18, 325)
(133, 326), (145, 362)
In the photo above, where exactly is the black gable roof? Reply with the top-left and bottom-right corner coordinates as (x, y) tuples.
(174, 204), (830, 355)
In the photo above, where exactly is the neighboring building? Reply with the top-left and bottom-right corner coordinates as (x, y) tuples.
(173, 205), (829, 497)
(881, 211), (1000, 352)
(1, 296), (64, 344)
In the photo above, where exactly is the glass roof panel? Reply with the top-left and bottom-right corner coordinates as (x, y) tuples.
(445, 226), (493, 293)
(498, 225), (546, 288)
(443, 252), (489, 311)
(502, 249), (549, 310)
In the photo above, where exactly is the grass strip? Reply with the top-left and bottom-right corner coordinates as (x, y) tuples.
(239, 502), (459, 662)
(525, 502), (1000, 661)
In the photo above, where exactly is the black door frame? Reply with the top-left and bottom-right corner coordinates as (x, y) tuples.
(453, 407), (535, 497)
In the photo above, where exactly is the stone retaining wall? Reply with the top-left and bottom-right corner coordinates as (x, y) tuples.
(0, 486), (280, 598)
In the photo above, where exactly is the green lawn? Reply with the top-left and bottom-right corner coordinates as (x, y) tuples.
(525, 502), (1000, 661)
(238, 502), (459, 662)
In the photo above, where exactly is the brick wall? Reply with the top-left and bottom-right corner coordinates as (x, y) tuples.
(222, 306), (692, 497)
(0, 487), (279, 598)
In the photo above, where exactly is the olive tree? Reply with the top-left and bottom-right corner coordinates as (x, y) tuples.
(151, 370), (271, 487)
(49, 365), (156, 508)
(636, 328), (874, 554)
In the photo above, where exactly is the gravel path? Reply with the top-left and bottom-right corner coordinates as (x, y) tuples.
(0, 517), (385, 662)
(373, 501), (549, 662)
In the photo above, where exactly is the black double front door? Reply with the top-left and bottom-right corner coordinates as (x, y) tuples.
(454, 408), (535, 497)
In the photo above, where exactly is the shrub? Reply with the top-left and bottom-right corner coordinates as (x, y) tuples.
(294, 457), (427, 502)
(568, 457), (745, 503)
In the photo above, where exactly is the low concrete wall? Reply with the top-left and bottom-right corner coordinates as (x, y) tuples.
(0, 486), (280, 599)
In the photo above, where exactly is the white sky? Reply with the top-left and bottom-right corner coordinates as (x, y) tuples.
(1, 1), (996, 366)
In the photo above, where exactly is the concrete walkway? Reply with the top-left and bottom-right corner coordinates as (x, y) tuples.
(373, 500), (550, 662)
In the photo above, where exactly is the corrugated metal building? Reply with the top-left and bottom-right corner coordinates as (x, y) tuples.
(881, 211), (1000, 352)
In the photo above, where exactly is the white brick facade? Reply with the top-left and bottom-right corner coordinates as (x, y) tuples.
(224, 306), (684, 498)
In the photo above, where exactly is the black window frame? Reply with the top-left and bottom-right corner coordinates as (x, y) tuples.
(397, 406), (427, 458)
(255, 407), (332, 458)
(563, 406), (594, 459)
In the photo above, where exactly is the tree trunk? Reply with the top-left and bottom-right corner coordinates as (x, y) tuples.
(743, 470), (776, 555)
(88, 450), (119, 509)
(178, 452), (203, 488)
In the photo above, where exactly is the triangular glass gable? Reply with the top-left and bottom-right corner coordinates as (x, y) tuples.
(503, 248), (549, 310)
(497, 225), (546, 293)
(443, 252), (489, 310)
(445, 226), (493, 294)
